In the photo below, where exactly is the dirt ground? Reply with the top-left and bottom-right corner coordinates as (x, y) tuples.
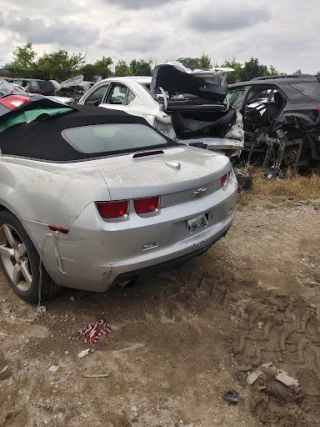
(1, 199), (320, 427)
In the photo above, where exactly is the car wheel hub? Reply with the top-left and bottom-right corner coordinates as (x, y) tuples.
(0, 224), (33, 292)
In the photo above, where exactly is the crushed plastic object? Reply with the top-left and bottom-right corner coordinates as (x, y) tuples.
(78, 319), (111, 344)
(26, 305), (47, 322)
(53, 378), (67, 385)
(78, 349), (90, 359)
(37, 306), (47, 314)
(246, 369), (263, 385)
(223, 389), (239, 404)
(235, 361), (254, 372)
(83, 373), (109, 378)
(49, 365), (59, 373)
(276, 369), (299, 387)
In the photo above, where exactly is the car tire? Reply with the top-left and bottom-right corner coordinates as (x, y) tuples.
(0, 210), (61, 303)
(234, 167), (253, 191)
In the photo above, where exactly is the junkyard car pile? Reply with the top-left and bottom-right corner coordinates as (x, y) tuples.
(228, 74), (320, 175)
(0, 84), (237, 302)
(1, 64), (320, 303)
(4, 74), (94, 104)
(78, 62), (245, 160)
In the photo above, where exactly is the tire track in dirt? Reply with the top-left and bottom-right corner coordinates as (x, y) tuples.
(153, 256), (320, 427)
(231, 287), (320, 426)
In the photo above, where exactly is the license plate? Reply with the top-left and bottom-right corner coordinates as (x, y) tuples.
(187, 214), (208, 232)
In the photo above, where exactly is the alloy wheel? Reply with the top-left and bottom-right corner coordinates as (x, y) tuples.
(0, 223), (33, 292)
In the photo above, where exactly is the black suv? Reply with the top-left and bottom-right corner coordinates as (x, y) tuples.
(228, 75), (320, 174)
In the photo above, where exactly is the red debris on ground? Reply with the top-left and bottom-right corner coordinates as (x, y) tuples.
(78, 320), (111, 343)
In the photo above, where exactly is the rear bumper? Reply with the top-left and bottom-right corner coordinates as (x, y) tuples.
(115, 226), (230, 283)
(24, 177), (237, 293)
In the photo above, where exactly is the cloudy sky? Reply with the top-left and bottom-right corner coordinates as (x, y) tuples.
(0, 0), (319, 74)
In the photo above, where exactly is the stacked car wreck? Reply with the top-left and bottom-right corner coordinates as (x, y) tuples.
(228, 74), (320, 175)
(78, 62), (245, 160)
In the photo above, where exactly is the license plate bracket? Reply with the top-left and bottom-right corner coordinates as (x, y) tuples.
(187, 214), (208, 233)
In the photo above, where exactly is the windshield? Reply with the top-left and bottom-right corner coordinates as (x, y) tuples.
(226, 89), (246, 108)
(62, 123), (173, 155)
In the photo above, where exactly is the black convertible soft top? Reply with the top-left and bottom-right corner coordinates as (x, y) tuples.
(0, 103), (175, 161)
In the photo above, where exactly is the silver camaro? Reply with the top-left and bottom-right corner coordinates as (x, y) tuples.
(0, 101), (237, 302)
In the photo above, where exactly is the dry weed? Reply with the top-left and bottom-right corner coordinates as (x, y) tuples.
(238, 171), (320, 207)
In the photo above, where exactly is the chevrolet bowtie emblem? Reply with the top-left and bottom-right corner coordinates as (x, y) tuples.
(193, 188), (207, 198)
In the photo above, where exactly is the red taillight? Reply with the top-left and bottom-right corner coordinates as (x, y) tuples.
(221, 170), (233, 187)
(134, 197), (159, 214)
(48, 225), (69, 234)
(318, 107), (320, 113)
(0, 95), (31, 110)
(97, 201), (128, 218)
(221, 174), (228, 187)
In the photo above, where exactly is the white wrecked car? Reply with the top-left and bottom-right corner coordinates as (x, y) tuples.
(78, 62), (244, 159)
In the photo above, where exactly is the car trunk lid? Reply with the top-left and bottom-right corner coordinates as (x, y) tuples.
(97, 146), (231, 201)
(150, 62), (234, 104)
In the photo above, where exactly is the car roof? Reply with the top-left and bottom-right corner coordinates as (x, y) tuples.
(229, 75), (319, 88)
(0, 103), (152, 161)
(100, 76), (152, 85)
(12, 78), (45, 82)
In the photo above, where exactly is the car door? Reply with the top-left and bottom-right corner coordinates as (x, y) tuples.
(82, 84), (110, 106)
(101, 82), (157, 125)
(101, 83), (133, 113)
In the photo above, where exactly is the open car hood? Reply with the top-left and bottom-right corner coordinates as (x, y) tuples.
(150, 62), (234, 103)
(59, 75), (84, 89)
(0, 79), (28, 97)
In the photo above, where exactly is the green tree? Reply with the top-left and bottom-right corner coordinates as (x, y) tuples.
(93, 56), (113, 79)
(177, 55), (212, 69)
(9, 42), (37, 77)
(220, 58), (243, 84)
(80, 64), (99, 81)
(293, 69), (302, 75)
(239, 57), (269, 81)
(130, 59), (152, 76)
(36, 50), (86, 81)
(115, 60), (132, 77)
(268, 65), (280, 76)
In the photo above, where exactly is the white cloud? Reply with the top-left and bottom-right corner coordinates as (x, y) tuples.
(0, 0), (319, 75)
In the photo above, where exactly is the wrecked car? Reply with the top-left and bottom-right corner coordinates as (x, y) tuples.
(0, 79), (75, 108)
(8, 78), (56, 96)
(78, 62), (244, 160)
(56, 75), (95, 102)
(0, 79), (33, 116)
(0, 100), (237, 303)
(228, 75), (320, 175)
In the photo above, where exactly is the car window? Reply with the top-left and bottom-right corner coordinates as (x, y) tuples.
(84, 85), (109, 106)
(62, 123), (171, 154)
(227, 89), (245, 107)
(30, 81), (40, 91)
(13, 80), (24, 87)
(107, 84), (127, 105)
(39, 81), (53, 91)
(126, 88), (136, 105)
(290, 82), (320, 102)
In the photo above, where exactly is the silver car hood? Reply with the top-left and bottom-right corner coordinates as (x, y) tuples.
(97, 146), (230, 200)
